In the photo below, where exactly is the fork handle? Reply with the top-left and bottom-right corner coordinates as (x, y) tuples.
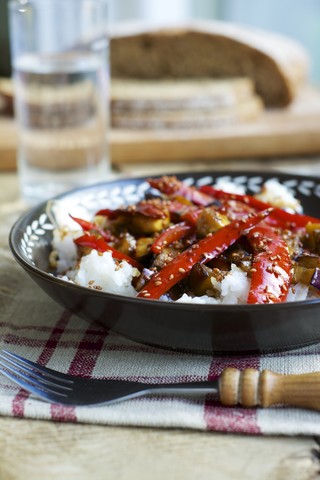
(219, 368), (320, 411)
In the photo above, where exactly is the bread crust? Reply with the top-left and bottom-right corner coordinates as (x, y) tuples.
(110, 21), (309, 107)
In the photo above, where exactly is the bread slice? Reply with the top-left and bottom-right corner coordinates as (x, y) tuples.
(110, 21), (309, 107)
(112, 95), (263, 129)
(111, 77), (255, 112)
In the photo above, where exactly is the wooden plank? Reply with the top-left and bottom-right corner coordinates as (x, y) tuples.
(1, 87), (320, 170)
(0, 417), (319, 480)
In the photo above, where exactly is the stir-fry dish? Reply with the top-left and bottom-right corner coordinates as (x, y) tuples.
(50, 176), (320, 305)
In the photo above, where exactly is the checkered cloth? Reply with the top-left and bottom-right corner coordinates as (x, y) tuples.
(2, 188), (320, 436)
(2, 255), (320, 435)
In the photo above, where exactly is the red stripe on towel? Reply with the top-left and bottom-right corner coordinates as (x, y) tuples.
(50, 323), (109, 421)
(204, 356), (261, 434)
(12, 310), (72, 418)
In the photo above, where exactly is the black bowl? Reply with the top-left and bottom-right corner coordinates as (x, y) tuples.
(9, 170), (320, 354)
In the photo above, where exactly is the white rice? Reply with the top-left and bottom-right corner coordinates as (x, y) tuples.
(73, 250), (139, 296)
(50, 201), (91, 230)
(50, 200), (89, 274)
(212, 179), (246, 195)
(254, 179), (303, 213)
(286, 283), (309, 302)
(51, 228), (79, 274)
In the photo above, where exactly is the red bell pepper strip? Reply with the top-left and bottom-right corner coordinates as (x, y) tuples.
(180, 208), (202, 225)
(246, 225), (292, 304)
(74, 234), (143, 270)
(165, 200), (202, 225)
(148, 176), (214, 206)
(137, 208), (273, 300)
(200, 185), (320, 228)
(94, 208), (119, 219)
(69, 215), (113, 242)
(70, 215), (97, 231)
(151, 222), (193, 254)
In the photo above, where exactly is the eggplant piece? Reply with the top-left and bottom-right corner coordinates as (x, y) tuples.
(115, 232), (136, 256)
(93, 214), (109, 229)
(304, 223), (320, 253)
(207, 255), (231, 272)
(293, 265), (316, 285)
(227, 244), (252, 272)
(110, 212), (170, 236)
(295, 254), (320, 269)
(129, 212), (170, 235)
(207, 240), (251, 273)
(135, 237), (154, 259)
(293, 253), (320, 288)
(187, 263), (218, 297)
(293, 253), (320, 285)
(151, 246), (181, 270)
(172, 195), (193, 206)
(196, 208), (230, 238)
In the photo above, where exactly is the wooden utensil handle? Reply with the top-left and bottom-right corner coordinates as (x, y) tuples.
(219, 367), (320, 411)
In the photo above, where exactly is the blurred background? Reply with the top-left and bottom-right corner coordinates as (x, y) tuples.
(1, 0), (320, 83)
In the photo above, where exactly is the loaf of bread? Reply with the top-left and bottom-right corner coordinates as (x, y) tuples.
(110, 21), (309, 107)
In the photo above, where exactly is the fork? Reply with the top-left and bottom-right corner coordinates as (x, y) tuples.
(2, 349), (320, 410)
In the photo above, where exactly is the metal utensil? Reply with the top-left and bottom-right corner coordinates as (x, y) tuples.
(1, 349), (320, 410)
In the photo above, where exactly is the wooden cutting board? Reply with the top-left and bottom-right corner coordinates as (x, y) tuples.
(1, 86), (320, 170)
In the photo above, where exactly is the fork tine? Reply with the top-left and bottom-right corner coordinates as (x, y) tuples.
(1, 350), (73, 385)
(0, 357), (73, 391)
(0, 366), (69, 403)
(0, 361), (71, 396)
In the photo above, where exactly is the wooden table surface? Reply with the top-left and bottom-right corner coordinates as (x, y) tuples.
(2, 159), (320, 480)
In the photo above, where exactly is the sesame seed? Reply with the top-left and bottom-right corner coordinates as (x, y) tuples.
(179, 268), (186, 273)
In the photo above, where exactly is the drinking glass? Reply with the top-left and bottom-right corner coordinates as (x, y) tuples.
(8, 0), (110, 204)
